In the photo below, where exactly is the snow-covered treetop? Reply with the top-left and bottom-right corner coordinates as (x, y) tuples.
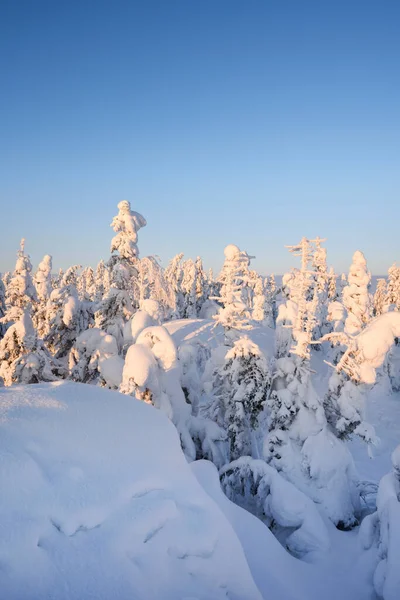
(320, 311), (400, 385)
(3, 239), (37, 322)
(110, 200), (147, 260)
(342, 250), (372, 336)
(34, 254), (53, 300)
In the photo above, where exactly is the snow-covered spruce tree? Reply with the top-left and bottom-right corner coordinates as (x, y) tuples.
(164, 253), (185, 318)
(77, 266), (96, 301)
(69, 328), (122, 388)
(2, 239), (37, 327)
(181, 258), (197, 318)
(44, 266), (91, 360)
(386, 263), (400, 311)
(268, 240), (366, 528)
(96, 201), (146, 348)
(206, 337), (271, 462)
(32, 254), (53, 338)
(252, 275), (274, 327)
(108, 198), (146, 304)
(276, 237), (323, 359)
(194, 256), (209, 316)
(52, 268), (64, 290)
(213, 245), (253, 341)
(134, 256), (174, 319)
(342, 250), (373, 336)
(374, 278), (389, 317)
(34, 254), (52, 300)
(328, 266), (338, 300)
(94, 259), (110, 303)
(0, 307), (64, 385)
(312, 236), (330, 337)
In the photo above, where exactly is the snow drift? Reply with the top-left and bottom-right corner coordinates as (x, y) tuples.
(0, 382), (262, 600)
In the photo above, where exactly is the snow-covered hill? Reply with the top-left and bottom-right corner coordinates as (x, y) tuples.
(0, 382), (263, 600)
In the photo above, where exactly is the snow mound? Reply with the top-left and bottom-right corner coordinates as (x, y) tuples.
(0, 382), (262, 600)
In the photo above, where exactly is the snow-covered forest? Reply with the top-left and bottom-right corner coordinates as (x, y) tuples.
(1, 200), (400, 600)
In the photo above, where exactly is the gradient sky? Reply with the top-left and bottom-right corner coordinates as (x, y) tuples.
(0, 0), (399, 276)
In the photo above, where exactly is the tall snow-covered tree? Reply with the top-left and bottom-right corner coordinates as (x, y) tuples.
(3, 239), (37, 327)
(165, 253), (185, 318)
(342, 251), (372, 336)
(252, 275), (274, 327)
(52, 268), (64, 290)
(386, 263), (400, 310)
(134, 256), (174, 319)
(181, 258), (197, 318)
(34, 254), (52, 300)
(213, 244), (253, 338)
(205, 337), (271, 462)
(328, 267), (338, 300)
(78, 266), (96, 301)
(44, 266), (91, 359)
(374, 278), (389, 317)
(110, 199), (147, 262)
(94, 260), (110, 303)
(33, 254), (53, 338)
(194, 256), (209, 316)
(96, 201), (146, 346)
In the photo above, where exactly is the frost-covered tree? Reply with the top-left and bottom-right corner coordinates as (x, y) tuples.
(165, 253), (185, 318)
(328, 267), (338, 300)
(96, 201), (146, 345)
(110, 199), (147, 262)
(268, 243), (368, 529)
(69, 328), (122, 387)
(181, 258), (197, 318)
(213, 245), (253, 338)
(44, 266), (91, 359)
(134, 256), (174, 319)
(108, 199), (146, 304)
(205, 337), (271, 462)
(252, 276), (273, 327)
(194, 256), (209, 316)
(374, 278), (389, 317)
(386, 263), (400, 310)
(78, 266), (96, 301)
(342, 251), (372, 336)
(266, 325), (362, 528)
(34, 254), (52, 300)
(94, 259), (110, 303)
(0, 308), (64, 385)
(33, 254), (53, 338)
(52, 268), (64, 290)
(3, 239), (37, 327)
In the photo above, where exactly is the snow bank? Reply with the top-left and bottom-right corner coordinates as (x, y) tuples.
(359, 445), (400, 600)
(0, 382), (262, 600)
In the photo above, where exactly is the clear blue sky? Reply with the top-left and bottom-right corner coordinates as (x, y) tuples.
(0, 0), (399, 276)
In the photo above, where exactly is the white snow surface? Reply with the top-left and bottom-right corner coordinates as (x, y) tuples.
(0, 382), (262, 600)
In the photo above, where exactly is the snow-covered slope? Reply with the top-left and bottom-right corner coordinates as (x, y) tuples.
(0, 382), (262, 600)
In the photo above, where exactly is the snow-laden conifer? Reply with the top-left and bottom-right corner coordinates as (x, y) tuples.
(342, 250), (373, 336)
(0, 308), (64, 385)
(3, 239), (37, 326)
(213, 244), (253, 339)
